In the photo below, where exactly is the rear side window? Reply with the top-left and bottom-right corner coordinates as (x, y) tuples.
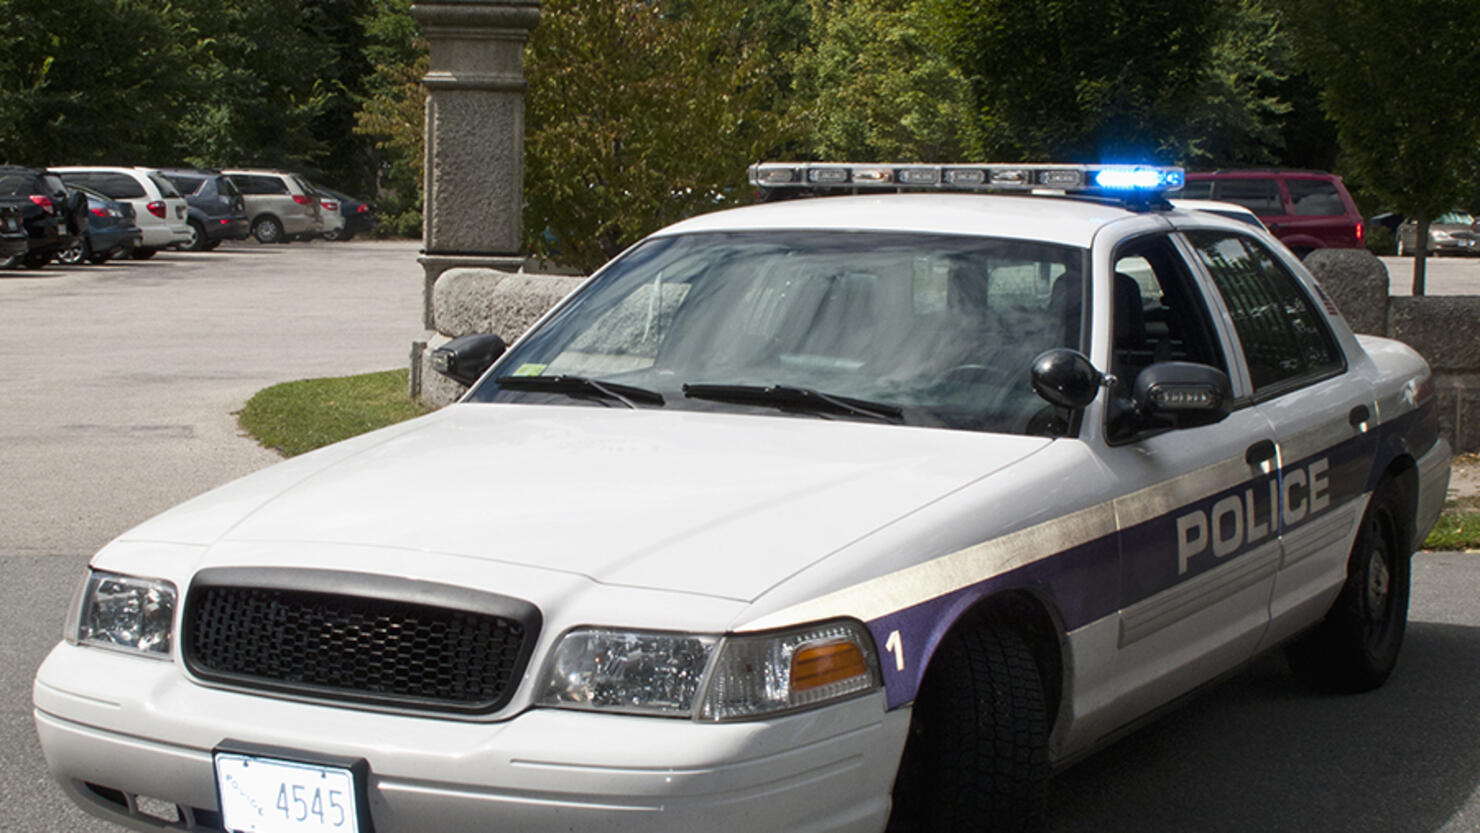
(85, 173), (147, 200)
(1179, 180), (1213, 200)
(1213, 179), (1282, 215)
(1186, 232), (1343, 396)
(1285, 179), (1346, 216)
(166, 175), (205, 196)
(217, 177), (242, 198)
(147, 173), (181, 198)
(0, 173), (38, 195)
(231, 175), (288, 195)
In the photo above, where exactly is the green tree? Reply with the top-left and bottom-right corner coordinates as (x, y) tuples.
(1278, 0), (1480, 293)
(173, 0), (339, 174)
(354, 0), (426, 236)
(930, 0), (1298, 167)
(523, 0), (796, 271)
(792, 0), (979, 161)
(0, 0), (201, 165)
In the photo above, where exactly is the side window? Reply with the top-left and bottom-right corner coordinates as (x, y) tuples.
(258, 176), (289, 195)
(1110, 236), (1227, 387)
(1178, 180), (1213, 200)
(1286, 179), (1345, 216)
(92, 173), (146, 200)
(1185, 232), (1343, 396)
(1212, 178), (1282, 215)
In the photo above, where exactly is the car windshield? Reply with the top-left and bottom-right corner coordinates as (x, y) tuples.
(468, 231), (1087, 435)
(1435, 211), (1475, 225)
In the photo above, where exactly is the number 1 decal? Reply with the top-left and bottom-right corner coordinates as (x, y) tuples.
(884, 630), (905, 672)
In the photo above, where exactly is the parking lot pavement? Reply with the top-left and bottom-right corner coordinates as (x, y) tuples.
(1380, 255), (1480, 295)
(0, 239), (424, 557)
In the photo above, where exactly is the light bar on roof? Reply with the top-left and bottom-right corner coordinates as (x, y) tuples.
(748, 162), (1185, 196)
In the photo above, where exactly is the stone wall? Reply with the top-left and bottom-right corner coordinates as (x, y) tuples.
(411, 267), (586, 406)
(1306, 249), (1480, 453)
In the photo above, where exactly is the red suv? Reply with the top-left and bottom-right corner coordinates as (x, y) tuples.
(1181, 170), (1364, 256)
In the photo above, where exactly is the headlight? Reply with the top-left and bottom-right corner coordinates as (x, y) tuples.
(536, 620), (880, 720)
(1433, 230), (1456, 243)
(74, 571), (177, 658)
(538, 629), (717, 717)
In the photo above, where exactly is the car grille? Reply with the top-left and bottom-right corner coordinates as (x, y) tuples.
(183, 569), (539, 715)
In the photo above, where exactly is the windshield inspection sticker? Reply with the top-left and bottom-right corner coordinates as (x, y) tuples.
(511, 363), (548, 377)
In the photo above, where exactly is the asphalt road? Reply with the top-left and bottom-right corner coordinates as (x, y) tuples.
(3, 243), (1480, 832)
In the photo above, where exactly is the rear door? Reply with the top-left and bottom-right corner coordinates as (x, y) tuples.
(1182, 230), (1378, 646)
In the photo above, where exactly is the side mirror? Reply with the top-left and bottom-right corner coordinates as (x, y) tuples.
(431, 333), (506, 387)
(1031, 349), (1103, 410)
(1132, 361), (1232, 426)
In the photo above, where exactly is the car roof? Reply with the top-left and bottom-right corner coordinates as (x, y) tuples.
(653, 192), (1146, 249)
(1186, 169), (1343, 180)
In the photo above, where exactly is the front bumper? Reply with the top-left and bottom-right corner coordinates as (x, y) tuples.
(34, 641), (907, 833)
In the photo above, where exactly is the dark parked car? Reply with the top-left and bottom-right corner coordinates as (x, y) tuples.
(0, 165), (86, 268)
(311, 184), (378, 240)
(1182, 170), (1365, 257)
(157, 168), (251, 251)
(55, 186), (143, 265)
(0, 205), (25, 264)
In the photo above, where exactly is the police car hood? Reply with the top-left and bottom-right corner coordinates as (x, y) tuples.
(121, 404), (1051, 601)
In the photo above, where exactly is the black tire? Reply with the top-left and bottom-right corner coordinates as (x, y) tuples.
(1286, 481), (1410, 692)
(322, 227), (343, 242)
(252, 216), (284, 244)
(203, 239), (222, 251)
(889, 624), (1050, 833)
(57, 237), (89, 265)
(22, 249), (50, 269)
(184, 220), (209, 251)
(130, 246), (158, 260)
(87, 249), (110, 265)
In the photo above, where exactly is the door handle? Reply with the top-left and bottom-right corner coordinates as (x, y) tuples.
(1349, 405), (1371, 427)
(1246, 439), (1277, 467)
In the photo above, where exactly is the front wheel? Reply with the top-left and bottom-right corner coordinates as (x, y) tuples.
(889, 624), (1050, 833)
(1286, 482), (1410, 692)
(130, 246), (158, 260)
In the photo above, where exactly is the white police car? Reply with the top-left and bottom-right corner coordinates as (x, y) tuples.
(34, 163), (1450, 833)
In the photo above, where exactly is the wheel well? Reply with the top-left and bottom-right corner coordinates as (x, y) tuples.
(1380, 455), (1420, 551)
(930, 590), (1065, 726)
(252, 213), (281, 227)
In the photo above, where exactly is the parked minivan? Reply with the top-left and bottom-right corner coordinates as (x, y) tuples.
(157, 168), (251, 251)
(222, 169), (322, 243)
(1182, 170), (1364, 256)
(52, 167), (191, 258)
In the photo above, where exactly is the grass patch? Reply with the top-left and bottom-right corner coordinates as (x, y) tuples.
(1425, 508), (1480, 551)
(239, 369), (432, 457)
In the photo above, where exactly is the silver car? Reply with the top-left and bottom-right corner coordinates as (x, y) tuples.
(222, 169), (323, 243)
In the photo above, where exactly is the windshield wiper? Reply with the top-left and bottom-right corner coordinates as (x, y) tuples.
(682, 383), (904, 424)
(495, 375), (665, 408)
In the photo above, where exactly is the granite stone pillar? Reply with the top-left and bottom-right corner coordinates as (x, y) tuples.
(411, 0), (541, 330)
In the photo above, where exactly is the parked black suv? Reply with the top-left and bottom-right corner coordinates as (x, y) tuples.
(0, 165), (86, 268)
(157, 168), (251, 251)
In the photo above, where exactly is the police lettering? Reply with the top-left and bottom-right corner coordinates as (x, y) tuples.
(1176, 458), (1331, 575)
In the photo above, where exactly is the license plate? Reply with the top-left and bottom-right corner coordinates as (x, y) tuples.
(214, 753), (361, 833)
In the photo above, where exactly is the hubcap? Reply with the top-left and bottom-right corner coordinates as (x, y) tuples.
(1365, 544), (1391, 617)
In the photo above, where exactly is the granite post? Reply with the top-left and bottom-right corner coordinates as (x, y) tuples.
(409, 0), (541, 388)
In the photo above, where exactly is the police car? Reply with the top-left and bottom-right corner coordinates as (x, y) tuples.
(34, 162), (1450, 833)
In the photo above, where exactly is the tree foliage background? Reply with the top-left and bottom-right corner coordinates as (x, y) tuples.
(0, 0), (1474, 272)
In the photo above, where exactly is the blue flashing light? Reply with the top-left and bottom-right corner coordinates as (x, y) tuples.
(1094, 167), (1181, 191)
